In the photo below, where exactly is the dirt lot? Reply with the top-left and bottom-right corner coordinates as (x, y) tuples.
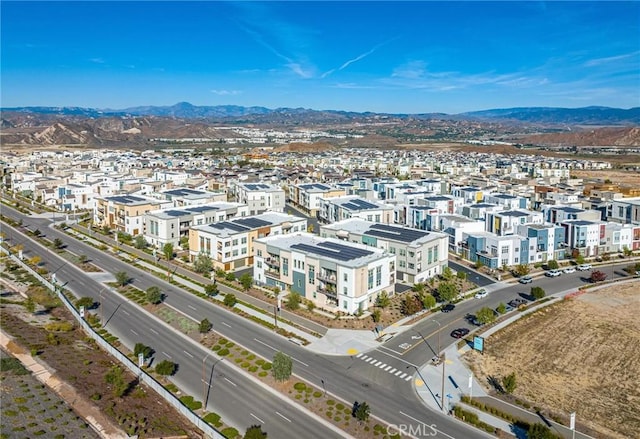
(464, 281), (640, 439)
(571, 169), (640, 186)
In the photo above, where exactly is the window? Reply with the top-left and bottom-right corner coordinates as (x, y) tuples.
(368, 269), (374, 289)
(408, 251), (414, 258)
(257, 249), (262, 257)
(408, 263), (415, 269)
(282, 257), (289, 276)
(375, 214), (381, 222)
(257, 261), (262, 268)
(241, 248), (247, 255)
(343, 286), (348, 295)
(241, 237), (247, 244)
(232, 249), (238, 256)
(399, 260), (406, 268)
(376, 266), (382, 287)
(233, 239), (238, 246)
(225, 241), (230, 247)
(309, 265), (315, 285)
(343, 273), (348, 282)
(399, 249), (406, 256)
(433, 245), (438, 261)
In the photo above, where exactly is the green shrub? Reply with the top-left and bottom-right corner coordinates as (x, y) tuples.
(261, 362), (272, 370)
(218, 348), (230, 356)
(221, 427), (239, 439)
(294, 382), (307, 391)
(203, 412), (222, 427)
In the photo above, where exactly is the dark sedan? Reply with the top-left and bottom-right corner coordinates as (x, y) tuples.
(450, 328), (470, 339)
(441, 303), (456, 313)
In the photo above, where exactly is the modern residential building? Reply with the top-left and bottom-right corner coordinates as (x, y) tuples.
(94, 194), (169, 235)
(143, 202), (249, 248)
(483, 193), (528, 210)
(288, 183), (347, 217)
(189, 212), (306, 271)
(609, 197), (640, 225)
(517, 224), (566, 263)
(156, 188), (227, 207)
(464, 232), (526, 269)
(234, 183), (286, 215)
(485, 210), (544, 236)
(253, 232), (396, 314)
(560, 219), (604, 257)
(320, 218), (448, 284)
(318, 196), (394, 224)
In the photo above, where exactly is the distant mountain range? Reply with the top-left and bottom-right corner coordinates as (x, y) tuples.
(2, 102), (639, 125)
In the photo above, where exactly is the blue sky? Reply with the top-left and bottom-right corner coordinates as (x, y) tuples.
(2, 1), (639, 114)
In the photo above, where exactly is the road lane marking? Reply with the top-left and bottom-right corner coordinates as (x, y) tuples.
(399, 373), (407, 379)
(384, 366), (392, 371)
(356, 353), (363, 358)
(404, 375), (412, 381)
(183, 350), (194, 358)
(162, 351), (172, 359)
(221, 322), (232, 328)
(121, 309), (130, 316)
(373, 361), (382, 366)
(378, 363), (387, 369)
(224, 377), (237, 387)
(188, 305), (197, 311)
(389, 368), (397, 374)
(292, 357), (308, 367)
(149, 328), (158, 335)
(253, 338), (278, 351)
(130, 329), (138, 336)
(275, 411), (291, 423)
(250, 413), (265, 424)
(399, 411), (456, 439)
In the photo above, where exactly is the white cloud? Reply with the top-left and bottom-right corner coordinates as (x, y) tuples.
(211, 89), (242, 96)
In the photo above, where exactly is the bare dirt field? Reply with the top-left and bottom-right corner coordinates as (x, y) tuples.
(571, 169), (640, 186)
(464, 281), (640, 439)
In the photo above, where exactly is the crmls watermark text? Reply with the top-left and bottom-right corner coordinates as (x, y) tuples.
(387, 423), (438, 437)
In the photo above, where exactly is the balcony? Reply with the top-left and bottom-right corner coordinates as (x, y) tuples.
(317, 285), (337, 299)
(265, 266), (281, 279)
(316, 272), (337, 284)
(265, 257), (280, 268)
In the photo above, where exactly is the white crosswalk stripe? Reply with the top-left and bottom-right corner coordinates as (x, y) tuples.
(356, 354), (416, 381)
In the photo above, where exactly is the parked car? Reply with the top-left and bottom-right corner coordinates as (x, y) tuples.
(563, 267), (576, 274)
(545, 269), (562, 277)
(465, 313), (482, 326)
(474, 289), (488, 299)
(504, 304), (515, 312)
(508, 298), (528, 308)
(441, 303), (455, 313)
(518, 275), (533, 284)
(450, 328), (470, 339)
(576, 264), (592, 271)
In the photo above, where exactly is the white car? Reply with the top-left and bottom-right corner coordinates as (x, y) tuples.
(576, 264), (592, 271)
(563, 267), (576, 274)
(545, 269), (562, 277)
(474, 289), (488, 299)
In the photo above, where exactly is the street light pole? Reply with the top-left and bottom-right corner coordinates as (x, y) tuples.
(441, 352), (446, 414)
(434, 320), (442, 356)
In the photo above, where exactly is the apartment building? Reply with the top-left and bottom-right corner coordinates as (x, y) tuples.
(158, 188), (226, 207)
(189, 212), (306, 271)
(560, 220), (604, 257)
(464, 232), (526, 269)
(517, 224), (566, 263)
(486, 210), (544, 236)
(609, 197), (640, 225)
(94, 195), (169, 235)
(253, 232), (396, 314)
(234, 183), (286, 215)
(318, 196), (394, 224)
(143, 202), (248, 248)
(288, 183), (346, 217)
(544, 205), (602, 224)
(320, 218), (448, 284)
(483, 193), (528, 210)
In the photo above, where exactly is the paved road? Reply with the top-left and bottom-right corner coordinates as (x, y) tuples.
(2, 207), (488, 438)
(447, 261), (495, 287)
(0, 221), (346, 439)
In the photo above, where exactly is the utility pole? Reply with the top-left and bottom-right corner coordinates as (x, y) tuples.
(202, 353), (211, 408)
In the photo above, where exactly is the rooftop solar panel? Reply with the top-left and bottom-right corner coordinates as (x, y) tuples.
(366, 223), (429, 243)
(291, 242), (373, 261)
(210, 222), (249, 232)
(233, 217), (271, 228)
(165, 210), (189, 217)
(245, 184), (271, 190)
(188, 205), (220, 213)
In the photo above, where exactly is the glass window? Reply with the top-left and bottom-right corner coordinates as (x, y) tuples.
(368, 269), (374, 289)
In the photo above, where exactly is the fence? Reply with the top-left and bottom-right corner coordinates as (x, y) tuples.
(1, 246), (224, 439)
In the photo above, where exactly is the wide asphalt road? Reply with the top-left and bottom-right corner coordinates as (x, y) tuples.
(2, 206), (489, 438)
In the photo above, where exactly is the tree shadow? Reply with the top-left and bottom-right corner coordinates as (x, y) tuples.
(123, 376), (140, 397)
(487, 375), (504, 393)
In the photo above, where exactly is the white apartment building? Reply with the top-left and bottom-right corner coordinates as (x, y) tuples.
(144, 202), (249, 248)
(253, 232), (396, 314)
(289, 183), (347, 217)
(318, 196), (394, 224)
(234, 183), (286, 215)
(189, 212), (306, 272)
(560, 220), (604, 257)
(320, 218), (448, 284)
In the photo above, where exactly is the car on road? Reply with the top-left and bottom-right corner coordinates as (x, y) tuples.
(450, 328), (470, 339)
(563, 267), (576, 274)
(518, 275), (533, 284)
(576, 264), (592, 271)
(545, 269), (562, 277)
(508, 298), (528, 308)
(441, 303), (455, 313)
(474, 289), (488, 299)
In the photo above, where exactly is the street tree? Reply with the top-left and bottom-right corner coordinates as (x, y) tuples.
(115, 271), (130, 287)
(194, 253), (213, 274)
(441, 266), (454, 281)
(53, 238), (64, 249)
(420, 293), (436, 310)
(590, 270), (607, 283)
(411, 283), (425, 294)
(272, 351), (292, 382)
(223, 293), (237, 307)
(78, 254), (88, 265)
(104, 365), (127, 397)
(134, 235), (147, 249)
(244, 425), (267, 439)
(239, 273), (253, 291)
(574, 254), (585, 265)
(531, 286), (546, 300)
(547, 260), (559, 270)
(162, 243), (174, 261)
(354, 401), (371, 423)
(155, 360), (177, 376)
(371, 309), (381, 323)
(496, 302), (507, 314)
(75, 297), (96, 310)
(401, 295), (422, 316)
(24, 296), (36, 314)
(476, 306), (496, 325)
(204, 283), (219, 297)
(146, 286), (163, 304)
(437, 282), (458, 303)
(199, 318), (213, 333)
(285, 292), (301, 311)
(134, 343), (154, 360)
(456, 271), (467, 281)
